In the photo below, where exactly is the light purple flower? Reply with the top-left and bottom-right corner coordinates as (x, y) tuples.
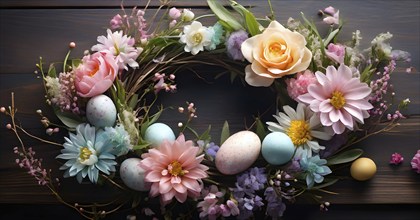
(411, 150), (420, 174)
(323, 6), (339, 25)
(264, 187), (287, 219)
(226, 30), (248, 60)
(326, 43), (345, 64)
(390, 152), (404, 165)
(205, 142), (220, 159)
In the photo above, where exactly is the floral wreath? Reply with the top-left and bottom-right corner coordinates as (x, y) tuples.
(2, 1), (418, 219)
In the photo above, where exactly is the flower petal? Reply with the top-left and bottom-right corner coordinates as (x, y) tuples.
(245, 65), (274, 87)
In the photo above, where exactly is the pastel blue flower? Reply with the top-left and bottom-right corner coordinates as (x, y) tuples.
(56, 123), (117, 183)
(97, 124), (132, 156)
(206, 22), (224, 50)
(299, 152), (332, 188)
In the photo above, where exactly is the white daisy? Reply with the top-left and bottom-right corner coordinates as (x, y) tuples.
(266, 103), (333, 158)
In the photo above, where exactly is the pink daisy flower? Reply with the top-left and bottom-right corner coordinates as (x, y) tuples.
(298, 64), (373, 134)
(139, 134), (209, 205)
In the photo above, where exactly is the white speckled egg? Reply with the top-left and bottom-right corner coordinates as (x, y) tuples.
(144, 123), (176, 147)
(215, 131), (261, 175)
(119, 158), (150, 191)
(86, 95), (116, 128)
(261, 132), (295, 165)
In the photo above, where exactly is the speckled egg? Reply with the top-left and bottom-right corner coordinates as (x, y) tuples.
(350, 157), (377, 181)
(215, 131), (261, 175)
(144, 123), (176, 147)
(119, 158), (150, 191)
(86, 94), (116, 128)
(261, 132), (295, 165)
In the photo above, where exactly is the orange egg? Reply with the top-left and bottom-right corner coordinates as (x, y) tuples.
(350, 157), (377, 181)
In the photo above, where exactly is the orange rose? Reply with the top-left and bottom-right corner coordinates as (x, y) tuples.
(241, 21), (312, 87)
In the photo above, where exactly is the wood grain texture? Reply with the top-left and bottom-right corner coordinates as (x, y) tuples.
(0, 0), (420, 219)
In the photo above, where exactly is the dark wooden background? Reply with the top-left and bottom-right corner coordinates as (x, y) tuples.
(1, 0), (419, 219)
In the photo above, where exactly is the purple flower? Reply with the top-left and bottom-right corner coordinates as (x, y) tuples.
(264, 187), (287, 219)
(226, 30), (248, 60)
(325, 43), (345, 64)
(110, 14), (123, 29)
(390, 152), (404, 165)
(411, 150), (420, 174)
(205, 142), (220, 158)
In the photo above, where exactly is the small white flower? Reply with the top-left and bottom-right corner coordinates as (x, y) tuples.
(182, 9), (195, 21)
(180, 21), (212, 55)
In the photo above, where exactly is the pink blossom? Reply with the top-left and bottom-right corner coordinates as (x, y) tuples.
(110, 14), (123, 29)
(390, 152), (404, 165)
(323, 6), (339, 25)
(140, 134), (208, 206)
(74, 51), (118, 98)
(298, 64), (373, 134)
(169, 7), (181, 20)
(286, 70), (318, 101)
(411, 150), (420, 174)
(326, 43), (345, 64)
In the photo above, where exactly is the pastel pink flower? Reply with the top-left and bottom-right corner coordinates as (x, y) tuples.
(323, 6), (339, 25)
(140, 134), (209, 206)
(298, 64), (373, 134)
(74, 51), (118, 98)
(411, 150), (420, 174)
(286, 70), (318, 101)
(325, 43), (345, 64)
(168, 7), (181, 20)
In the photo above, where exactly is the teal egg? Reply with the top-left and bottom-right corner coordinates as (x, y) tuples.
(261, 132), (295, 165)
(144, 123), (176, 147)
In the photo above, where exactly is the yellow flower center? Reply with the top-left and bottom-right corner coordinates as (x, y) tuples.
(330, 91), (346, 109)
(168, 161), (186, 176)
(79, 147), (93, 162)
(287, 120), (312, 146)
(269, 42), (286, 56)
(192, 32), (203, 44)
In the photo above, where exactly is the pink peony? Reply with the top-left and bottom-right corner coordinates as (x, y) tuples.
(140, 134), (208, 205)
(74, 51), (118, 98)
(286, 70), (318, 101)
(411, 150), (420, 174)
(298, 64), (373, 134)
(325, 43), (345, 64)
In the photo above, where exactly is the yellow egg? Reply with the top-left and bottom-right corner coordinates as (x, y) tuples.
(350, 157), (377, 181)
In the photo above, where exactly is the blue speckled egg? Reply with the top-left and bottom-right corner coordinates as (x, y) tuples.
(119, 158), (150, 191)
(261, 132), (295, 165)
(86, 95), (117, 128)
(144, 123), (176, 147)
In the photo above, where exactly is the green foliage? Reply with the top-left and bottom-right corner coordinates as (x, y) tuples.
(220, 120), (230, 145)
(255, 117), (267, 141)
(54, 107), (84, 129)
(230, 0), (261, 36)
(327, 148), (363, 165)
(207, 0), (243, 31)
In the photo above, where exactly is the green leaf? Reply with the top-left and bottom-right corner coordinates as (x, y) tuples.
(220, 121), (230, 145)
(207, 0), (243, 31)
(255, 117), (267, 141)
(47, 63), (57, 78)
(71, 59), (82, 68)
(230, 0), (261, 36)
(128, 94), (139, 110)
(327, 149), (364, 165)
(54, 108), (84, 128)
(313, 178), (339, 189)
(199, 125), (212, 141)
(323, 28), (340, 46)
(132, 142), (151, 151)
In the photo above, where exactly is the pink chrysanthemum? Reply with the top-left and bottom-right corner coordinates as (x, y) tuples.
(298, 64), (373, 134)
(286, 70), (318, 101)
(411, 150), (420, 174)
(140, 134), (209, 205)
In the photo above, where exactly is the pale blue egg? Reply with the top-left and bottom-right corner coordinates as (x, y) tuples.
(144, 123), (176, 147)
(86, 95), (117, 128)
(261, 132), (295, 165)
